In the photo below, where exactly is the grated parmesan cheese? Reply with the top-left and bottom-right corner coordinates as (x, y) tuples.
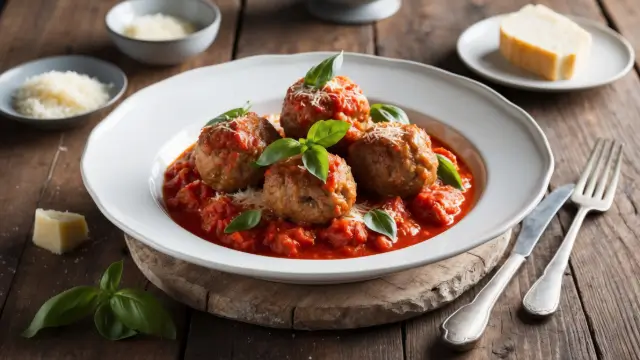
(363, 124), (407, 144)
(228, 188), (266, 210)
(13, 71), (112, 119)
(123, 13), (196, 41)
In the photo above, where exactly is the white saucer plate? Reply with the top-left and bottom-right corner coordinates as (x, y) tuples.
(457, 14), (635, 92)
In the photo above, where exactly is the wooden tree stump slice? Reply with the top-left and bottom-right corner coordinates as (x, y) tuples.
(125, 230), (512, 330)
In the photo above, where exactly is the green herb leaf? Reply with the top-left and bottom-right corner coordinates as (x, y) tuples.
(110, 289), (176, 340)
(306, 120), (351, 148)
(302, 145), (329, 183)
(370, 104), (410, 124)
(99, 260), (123, 293)
(436, 154), (464, 190)
(303, 51), (344, 89)
(364, 209), (397, 241)
(254, 138), (302, 166)
(22, 286), (102, 338)
(224, 210), (262, 234)
(204, 101), (251, 127)
(94, 302), (137, 341)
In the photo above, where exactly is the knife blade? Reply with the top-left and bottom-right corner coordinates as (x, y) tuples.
(514, 183), (575, 257)
(440, 183), (575, 350)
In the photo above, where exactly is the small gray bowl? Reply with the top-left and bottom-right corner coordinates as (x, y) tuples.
(105, 0), (221, 66)
(0, 55), (127, 130)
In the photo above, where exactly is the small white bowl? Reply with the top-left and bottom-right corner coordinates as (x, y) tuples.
(105, 0), (221, 66)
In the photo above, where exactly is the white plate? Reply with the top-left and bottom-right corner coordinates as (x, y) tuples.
(81, 52), (553, 284)
(457, 15), (635, 92)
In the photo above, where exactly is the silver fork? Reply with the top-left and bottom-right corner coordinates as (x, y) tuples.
(522, 138), (624, 317)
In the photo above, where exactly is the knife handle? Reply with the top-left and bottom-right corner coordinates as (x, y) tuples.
(440, 253), (525, 350)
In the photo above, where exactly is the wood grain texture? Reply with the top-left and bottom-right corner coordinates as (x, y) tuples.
(375, 0), (630, 358)
(125, 231), (510, 330)
(599, 0), (640, 69)
(0, 0), (240, 358)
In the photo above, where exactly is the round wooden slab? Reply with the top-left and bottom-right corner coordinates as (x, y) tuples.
(125, 231), (511, 330)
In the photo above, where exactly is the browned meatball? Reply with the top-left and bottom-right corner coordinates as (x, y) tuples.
(347, 122), (438, 198)
(280, 76), (372, 151)
(263, 154), (357, 225)
(195, 112), (280, 192)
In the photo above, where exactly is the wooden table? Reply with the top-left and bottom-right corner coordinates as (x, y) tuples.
(0, 0), (639, 359)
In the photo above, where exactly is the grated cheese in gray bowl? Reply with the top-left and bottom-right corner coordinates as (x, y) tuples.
(13, 70), (112, 119)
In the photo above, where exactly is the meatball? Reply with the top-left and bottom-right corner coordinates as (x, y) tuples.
(280, 76), (372, 151)
(195, 112), (280, 192)
(347, 122), (438, 198)
(263, 154), (357, 225)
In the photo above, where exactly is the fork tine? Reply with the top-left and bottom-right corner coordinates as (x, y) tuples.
(594, 141), (620, 199)
(604, 143), (624, 203)
(585, 139), (611, 197)
(577, 139), (605, 194)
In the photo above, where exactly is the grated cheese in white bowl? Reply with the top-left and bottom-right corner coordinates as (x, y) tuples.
(13, 70), (112, 119)
(123, 13), (196, 41)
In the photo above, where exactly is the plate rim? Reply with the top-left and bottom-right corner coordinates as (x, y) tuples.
(456, 14), (636, 92)
(81, 51), (554, 282)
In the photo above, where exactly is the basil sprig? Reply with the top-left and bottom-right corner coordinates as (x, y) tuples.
(370, 103), (410, 124)
(23, 260), (176, 341)
(255, 120), (350, 183)
(436, 154), (464, 190)
(224, 210), (262, 233)
(204, 101), (251, 127)
(303, 51), (344, 89)
(364, 209), (397, 242)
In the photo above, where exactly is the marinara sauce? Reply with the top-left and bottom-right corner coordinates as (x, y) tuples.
(163, 138), (475, 259)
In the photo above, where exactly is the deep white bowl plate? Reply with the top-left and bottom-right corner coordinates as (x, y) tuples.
(457, 15), (635, 92)
(81, 52), (553, 284)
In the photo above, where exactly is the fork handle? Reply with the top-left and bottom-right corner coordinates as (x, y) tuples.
(522, 207), (589, 316)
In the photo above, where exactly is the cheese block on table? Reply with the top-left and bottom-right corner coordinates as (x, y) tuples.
(499, 4), (592, 81)
(32, 209), (89, 254)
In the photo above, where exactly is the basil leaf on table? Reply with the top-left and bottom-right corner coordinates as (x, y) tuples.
(306, 120), (351, 148)
(302, 144), (329, 183)
(364, 209), (398, 242)
(99, 259), (123, 293)
(254, 138), (302, 166)
(303, 51), (344, 89)
(94, 302), (137, 341)
(370, 104), (410, 124)
(204, 101), (252, 127)
(110, 289), (176, 340)
(224, 210), (263, 234)
(22, 286), (101, 338)
(436, 154), (464, 190)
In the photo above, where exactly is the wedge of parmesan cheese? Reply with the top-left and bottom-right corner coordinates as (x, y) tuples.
(32, 209), (89, 254)
(499, 4), (592, 81)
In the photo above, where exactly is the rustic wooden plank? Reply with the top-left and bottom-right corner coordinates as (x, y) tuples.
(181, 0), (399, 359)
(0, 0), (240, 358)
(374, 0), (640, 358)
(598, 0), (640, 70)
(185, 313), (403, 360)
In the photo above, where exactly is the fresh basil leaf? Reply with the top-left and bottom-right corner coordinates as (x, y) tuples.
(254, 138), (302, 166)
(94, 302), (137, 341)
(110, 289), (176, 340)
(22, 286), (102, 338)
(436, 154), (464, 190)
(364, 209), (397, 242)
(99, 260), (123, 293)
(302, 145), (329, 183)
(224, 210), (262, 234)
(306, 120), (351, 148)
(370, 104), (410, 124)
(204, 101), (251, 127)
(303, 51), (344, 89)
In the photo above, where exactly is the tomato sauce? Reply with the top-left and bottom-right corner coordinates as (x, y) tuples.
(163, 137), (475, 259)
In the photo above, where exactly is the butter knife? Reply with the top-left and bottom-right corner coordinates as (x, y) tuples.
(440, 183), (575, 350)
